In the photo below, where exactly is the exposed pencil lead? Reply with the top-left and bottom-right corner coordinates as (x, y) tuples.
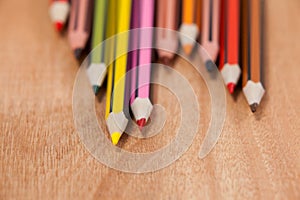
(93, 85), (100, 95)
(137, 118), (147, 129)
(250, 103), (258, 113)
(205, 60), (215, 72)
(161, 57), (172, 66)
(55, 22), (63, 32)
(227, 83), (236, 94)
(111, 132), (121, 145)
(74, 48), (83, 59)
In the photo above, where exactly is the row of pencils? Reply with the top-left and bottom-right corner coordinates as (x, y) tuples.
(49, 0), (266, 145)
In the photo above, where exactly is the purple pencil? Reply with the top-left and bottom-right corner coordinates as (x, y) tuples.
(130, 0), (154, 128)
(125, 0), (140, 118)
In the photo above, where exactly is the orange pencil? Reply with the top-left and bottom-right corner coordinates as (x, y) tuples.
(179, 0), (201, 55)
(156, 0), (179, 64)
(219, 0), (241, 94)
(49, 0), (70, 32)
(242, 0), (265, 112)
(68, 0), (93, 58)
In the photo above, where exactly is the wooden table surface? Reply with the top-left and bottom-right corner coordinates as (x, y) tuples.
(1, 0), (299, 199)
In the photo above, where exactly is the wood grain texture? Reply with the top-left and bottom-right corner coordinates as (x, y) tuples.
(0, 0), (299, 199)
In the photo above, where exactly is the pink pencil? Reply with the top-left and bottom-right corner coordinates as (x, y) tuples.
(68, 0), (93, 58)
(130, 0), (154, 128)
(199, 0), (220, 71)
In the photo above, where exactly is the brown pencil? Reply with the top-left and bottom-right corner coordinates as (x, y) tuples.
(241, 0), (265, 112)
(156, 0), (179, 64)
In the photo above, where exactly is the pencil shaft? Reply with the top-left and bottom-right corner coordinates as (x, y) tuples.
(91, 0), (107, 63)
(227, 0), (239, 64)
(219, 0), (240, 67)
(201, 0), (220, 62)
(242, 0), (262, 84)
(196, 0), (202, 32)
(183, 0), (195, 23)
(241, 0), (265, 110)
(219, 0), (225, 68)
(157, 0), (178, 32)
(212, 0), (220, 44)
(68, 0), (93, 50)
(129, 0), (140, 103)
(137, 0), (154, 99)
(241, 0), (249, 86)
(165, 0), (177, 30)
(250, 0), (261, 82)
(218, 0), (241, 93)
(112, 0), (132, 113)
(179, 0), (200, 54)
(105, 0), (117, 118)
(156, 0), (178, 61)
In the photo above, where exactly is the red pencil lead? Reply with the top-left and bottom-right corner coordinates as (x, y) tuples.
(227, 82), (236, 94)
(55, 22), (63, 32)
(137, 118), (146, 129)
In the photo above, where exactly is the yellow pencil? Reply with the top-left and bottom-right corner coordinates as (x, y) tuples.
(105, 0), (117, 120)
(105, 0), (132, 145)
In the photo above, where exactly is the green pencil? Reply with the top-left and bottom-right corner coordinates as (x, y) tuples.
(86, 0), (108, 95)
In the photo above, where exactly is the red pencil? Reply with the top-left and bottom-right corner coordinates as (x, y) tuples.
(219, 0), (241, 94)
(49, 0), (70, 31)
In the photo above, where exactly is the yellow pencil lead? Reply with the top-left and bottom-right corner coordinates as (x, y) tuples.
(111, 132), (121, 145)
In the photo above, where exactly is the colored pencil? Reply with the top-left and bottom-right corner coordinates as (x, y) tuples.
(242, 0), (265, 112)
(156, 0), (179, 64)
(124, 0), (140, 119)
(104, 0), (117, 137)
(49, 0), (70, 32)
(68, 0), (93, 58)
(219, 0), (241, 94)
(130, 0), (154, 128)
(200, 0), (220, 71)
(179, 0), (201, 55)
(105, 0), (132, 145)
(86, 0), (107, 95)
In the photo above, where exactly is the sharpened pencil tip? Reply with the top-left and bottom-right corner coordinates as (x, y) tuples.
(183, 45), (193, 55)
(227, 83), (236, 94)
(74, 48), (83, 59)
(250, 103), (258, 113)
(137, 118), (146, 129)
(161, 57), (172, 66)
(92, 85), (100, 95)
(111, 132), (121, 145)
(205, 60), (215, 72)
(55, 22), (63, 32)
